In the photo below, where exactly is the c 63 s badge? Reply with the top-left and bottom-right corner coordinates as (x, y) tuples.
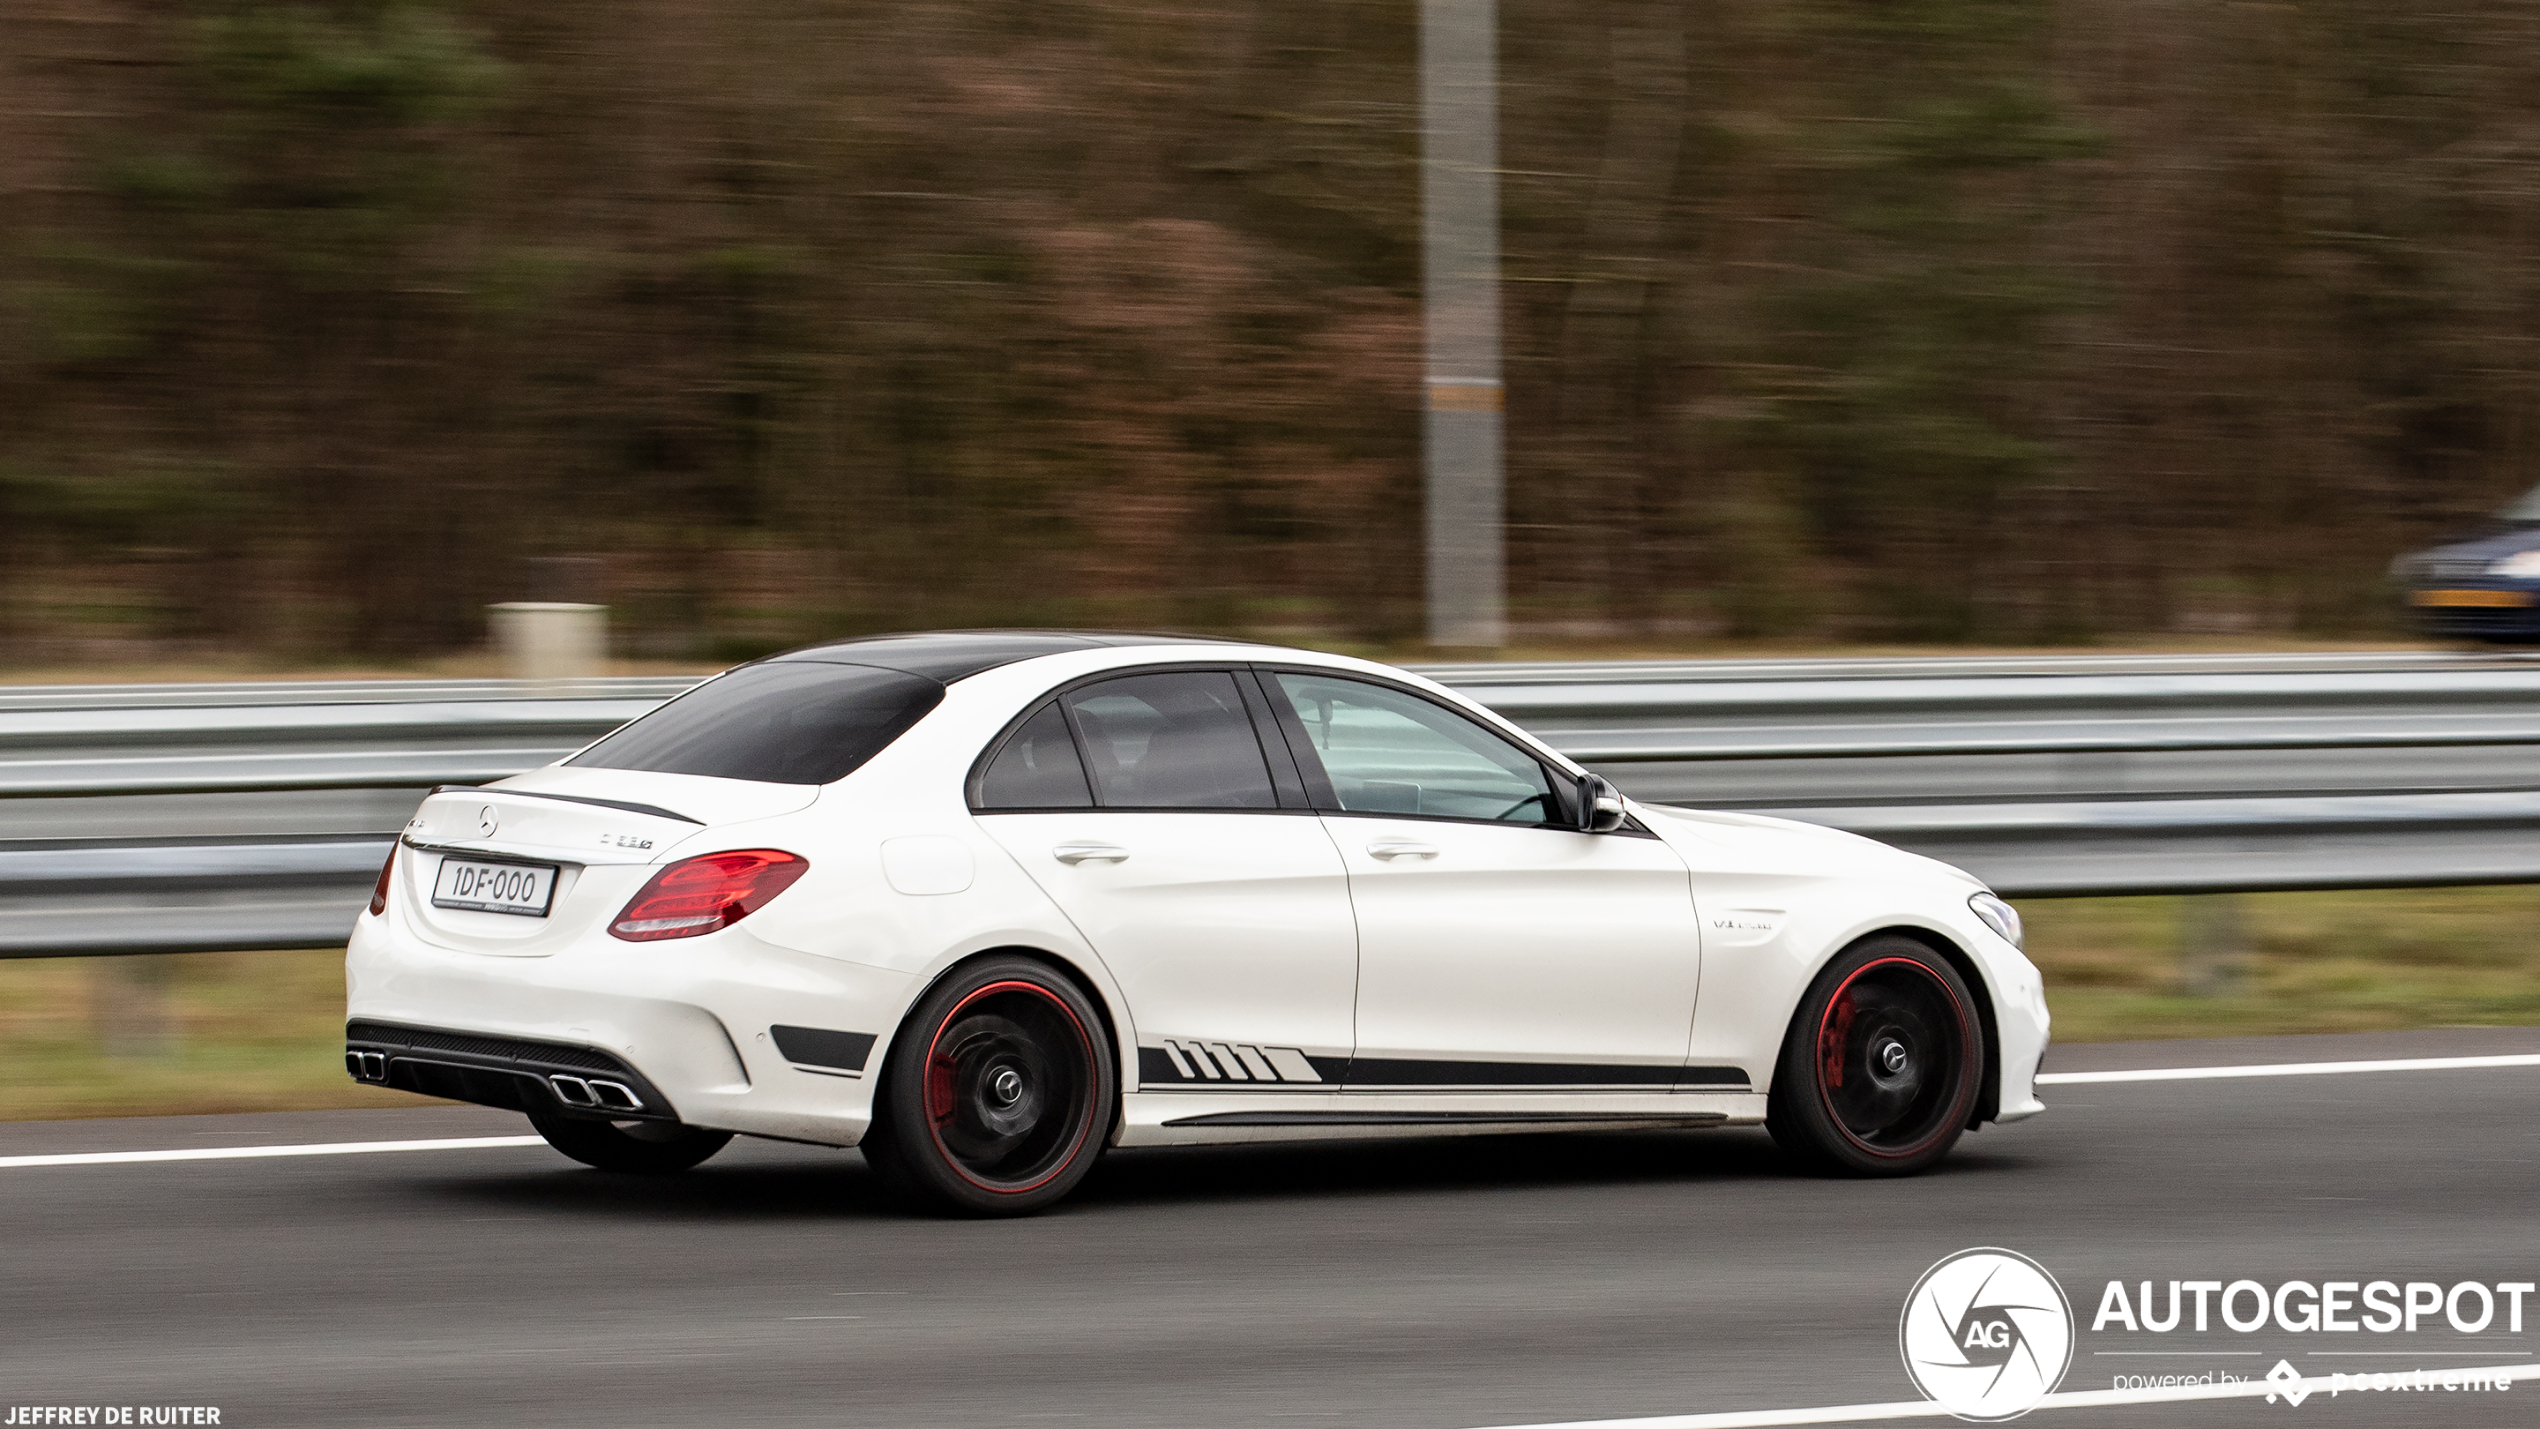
(1901, 1248), (2074, 1421)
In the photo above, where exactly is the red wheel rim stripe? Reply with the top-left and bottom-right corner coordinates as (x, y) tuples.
(1812, 955), (1973, 1160)
(921, 978), (1099, 1196)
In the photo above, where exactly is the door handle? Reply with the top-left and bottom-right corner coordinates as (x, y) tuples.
(1365, 839), (1438, 860)
(1053, 842), (1130, 865)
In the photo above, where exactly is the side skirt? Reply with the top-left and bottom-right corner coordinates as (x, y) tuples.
(1115, 1091), (1769, 1147)
(1163, 1110), (1728, 1128)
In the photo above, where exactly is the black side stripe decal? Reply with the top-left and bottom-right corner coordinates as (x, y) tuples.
(1343, 1057), (1678, 1088)
(1677, 1066), (1752, 1089)
(1137, 1046), (1750, 1091)
(1138, 1043), (1346, 1086)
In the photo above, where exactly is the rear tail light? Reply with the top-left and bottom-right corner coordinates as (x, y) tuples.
(369, 846), (397, 916)
(610, 849), (808, 942)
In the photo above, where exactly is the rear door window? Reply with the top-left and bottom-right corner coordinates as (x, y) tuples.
(569, 662), (943, 785)
(1061, 670), (1278, 810)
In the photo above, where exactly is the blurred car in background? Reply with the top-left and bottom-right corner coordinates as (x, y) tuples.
(2396, 483), (2540, 643)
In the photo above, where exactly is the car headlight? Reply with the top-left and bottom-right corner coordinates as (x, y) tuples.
(2490, 550), (2540, 579)
(1968, 891), (2024, 951)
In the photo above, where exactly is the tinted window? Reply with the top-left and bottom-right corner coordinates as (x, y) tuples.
(1063, 671), (1277, 809)
(1272, 673), (1554, 823)
(977, 702), (1094, 809)
(570, 662), (943, 785)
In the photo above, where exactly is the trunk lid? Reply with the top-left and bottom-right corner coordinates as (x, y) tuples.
(397, 769), (819, 954)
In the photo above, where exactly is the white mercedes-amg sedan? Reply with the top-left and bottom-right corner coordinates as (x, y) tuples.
(347, 632), (2048, 1214)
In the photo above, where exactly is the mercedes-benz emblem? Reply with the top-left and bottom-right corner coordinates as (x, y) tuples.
(989, 1068), (1025, 1105)
(476, 805), (499, 839)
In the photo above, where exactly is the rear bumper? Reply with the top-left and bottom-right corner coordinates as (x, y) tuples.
(346, 910), (921, 1147)
(345, 1019), (681, 1125)
(2410, 592), (2540, 642)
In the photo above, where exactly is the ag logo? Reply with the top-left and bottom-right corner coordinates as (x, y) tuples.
(1900, 1248), (2074, 1421)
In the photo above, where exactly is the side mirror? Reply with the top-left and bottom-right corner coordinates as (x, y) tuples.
(1577, 774), (1627, 833)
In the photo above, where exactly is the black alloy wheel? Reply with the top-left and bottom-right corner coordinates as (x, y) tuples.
(527, 1110), (734, 1173)
(1767, 936), (1983, 1176)
(862, 956), (1115, 1216)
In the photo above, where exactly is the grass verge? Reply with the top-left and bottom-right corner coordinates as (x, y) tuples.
(0, 950), (424, 1121)
(2022, 887), (2540, 1042)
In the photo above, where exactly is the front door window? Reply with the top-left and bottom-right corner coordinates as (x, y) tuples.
(1269, 672), (1553, 824)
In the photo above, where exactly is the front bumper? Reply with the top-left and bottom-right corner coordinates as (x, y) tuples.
(1990, 965), (2050, 1124)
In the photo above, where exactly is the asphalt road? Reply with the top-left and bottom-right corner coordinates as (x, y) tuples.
(3, 1027), (2535, 1429)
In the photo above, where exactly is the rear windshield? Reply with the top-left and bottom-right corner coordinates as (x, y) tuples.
(569, 662), (944, 785)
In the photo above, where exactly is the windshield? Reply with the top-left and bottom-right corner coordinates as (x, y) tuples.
(2501, 483), (2540, 523)
(569, 661), (944, 784)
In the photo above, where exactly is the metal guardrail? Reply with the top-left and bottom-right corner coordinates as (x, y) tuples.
(0, 677), (695, 957)
(9, 652), (2540, 956)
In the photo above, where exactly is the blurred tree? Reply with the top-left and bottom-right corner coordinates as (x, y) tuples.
(4, 0), (2540, 660)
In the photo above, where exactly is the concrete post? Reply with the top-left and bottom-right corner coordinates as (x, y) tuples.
(489, 602), (607, 683)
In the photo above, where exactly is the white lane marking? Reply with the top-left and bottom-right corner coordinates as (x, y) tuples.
(2039, 1052), (2540, 1085)
(0, 1135), (546, 1169)
(1469, 1362), (2540, 1429)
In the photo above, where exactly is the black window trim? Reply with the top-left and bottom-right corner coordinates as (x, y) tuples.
(963, 659), (1654, 835)
(964, 662), (1314, 816)
(1233, 669), (1314, 808)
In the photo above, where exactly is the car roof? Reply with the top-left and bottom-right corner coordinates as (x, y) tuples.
(756, 630), (1249, 683)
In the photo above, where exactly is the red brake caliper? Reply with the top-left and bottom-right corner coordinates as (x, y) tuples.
(925, 1048), (959, 1128)
(1820, 993), (1856, 1089)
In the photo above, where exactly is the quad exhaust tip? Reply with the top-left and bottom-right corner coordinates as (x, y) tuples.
(548, 1074), (643, 1112)
(345, 1050), (388, 1083)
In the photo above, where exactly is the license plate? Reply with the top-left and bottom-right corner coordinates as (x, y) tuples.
(432, 858), (558, 917)
(2414, 589), (2534, 608)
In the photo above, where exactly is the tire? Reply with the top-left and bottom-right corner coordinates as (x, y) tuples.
(528, 1111), (733, 1173)
(860, 956), (1116, 1217)
(1767, 936), (1983, 1177)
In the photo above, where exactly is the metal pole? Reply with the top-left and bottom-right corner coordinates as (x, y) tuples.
(92, 954), (177, 1061)
(1421, 0), (1506, 648)
(2177, 893), (2250, 997)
